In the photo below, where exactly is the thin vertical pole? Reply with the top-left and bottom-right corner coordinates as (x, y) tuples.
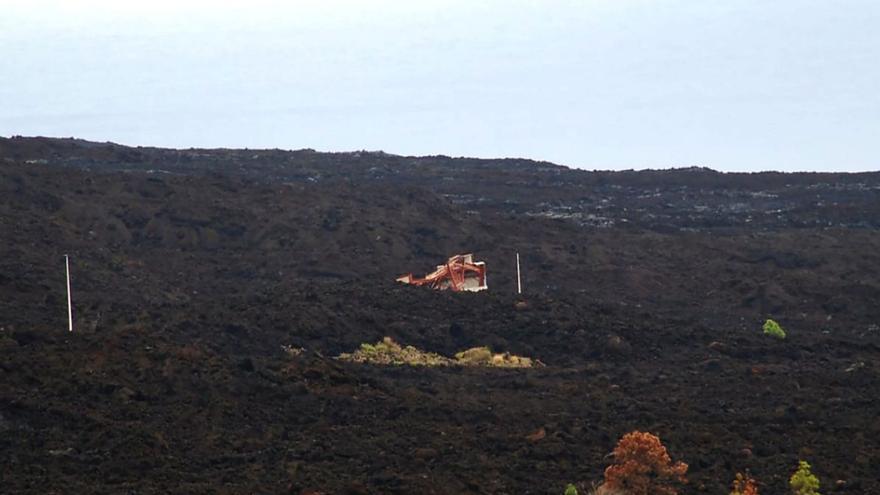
(65, 254), (73, 332)
(516, 252), (522, 295)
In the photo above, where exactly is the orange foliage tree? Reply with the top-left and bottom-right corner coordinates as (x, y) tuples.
(730, 472), (759, 495)
(603, 431), (688, 495)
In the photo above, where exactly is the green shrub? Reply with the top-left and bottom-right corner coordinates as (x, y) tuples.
(763, 319), (786, 339)
(789, 460), (820, 495)
(564, 484), (578, 495)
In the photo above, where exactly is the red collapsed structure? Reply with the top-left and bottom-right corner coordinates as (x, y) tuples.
(396, 253), (488, 292)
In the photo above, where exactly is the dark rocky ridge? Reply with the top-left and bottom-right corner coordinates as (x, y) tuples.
(1, 136), (879, 493)
(4, 136), (880, 232)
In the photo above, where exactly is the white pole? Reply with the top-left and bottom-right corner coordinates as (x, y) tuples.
(65, 255), (73, 332)
(516, 252), (522, 295)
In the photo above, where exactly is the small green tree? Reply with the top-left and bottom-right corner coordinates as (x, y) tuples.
(763, 319), (786, 339)
(789, 460), (820, 495)
(564, 483), (578, 495)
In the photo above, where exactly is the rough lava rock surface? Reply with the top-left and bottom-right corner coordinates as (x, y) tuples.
(1, 136), (880, 494)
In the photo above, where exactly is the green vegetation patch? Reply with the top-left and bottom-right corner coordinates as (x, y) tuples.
(763, 318), (786, 339)
(338, 337), (540, 368)
(338, 337), (452, 366)
(790, 460), (821, 495)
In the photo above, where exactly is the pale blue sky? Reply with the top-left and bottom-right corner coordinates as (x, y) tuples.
(1, 0), (878, 171)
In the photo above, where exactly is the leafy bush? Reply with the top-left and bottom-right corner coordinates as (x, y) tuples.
(602, 431), (688, 495)
(789, 460), (820, 495)
(730, 472), (758, 495)
(763, 319), (786, 339)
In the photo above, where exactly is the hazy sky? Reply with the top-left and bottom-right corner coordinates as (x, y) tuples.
(1, 0), (878, 171)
